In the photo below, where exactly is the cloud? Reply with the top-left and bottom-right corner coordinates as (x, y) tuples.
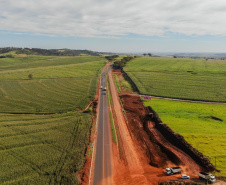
(1, 0), (226, 38)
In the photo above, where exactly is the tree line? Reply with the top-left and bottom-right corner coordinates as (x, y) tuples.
(105, 55), (135, 69)
(0, 47), (101, 56)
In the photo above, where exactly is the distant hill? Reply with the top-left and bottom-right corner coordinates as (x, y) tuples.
(0, 47), (101, 56)
(171, 52), (226, 59)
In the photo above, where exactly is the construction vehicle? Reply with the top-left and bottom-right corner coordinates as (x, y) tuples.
(198, 172), (216, 184)
(166, 167), (182, 175)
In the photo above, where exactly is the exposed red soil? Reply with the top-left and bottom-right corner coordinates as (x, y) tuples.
(112, 69), (123, 75)
(110, 69), (217, 185)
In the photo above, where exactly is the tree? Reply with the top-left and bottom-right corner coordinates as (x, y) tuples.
(147, 53), (152, 56)
(28, 74), (33, 80)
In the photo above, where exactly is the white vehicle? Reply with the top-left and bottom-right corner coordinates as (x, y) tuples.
(198, 172), (216, 184)
(181, 174), (190, 179)
(166, 167), (182, 175)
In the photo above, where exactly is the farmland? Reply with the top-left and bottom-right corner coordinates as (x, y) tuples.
(143, 98), (226, 176)
(123, 56), (226, 176)
(0, 56), (105, 113)
(124, 57), (226, 102)
(0, 55), (105, 184)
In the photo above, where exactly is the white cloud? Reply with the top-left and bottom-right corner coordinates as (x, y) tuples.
(0, 0), (226, 38)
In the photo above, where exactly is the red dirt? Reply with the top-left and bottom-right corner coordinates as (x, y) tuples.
(112, 69), (123, 75)
(109, 69), (217, 185)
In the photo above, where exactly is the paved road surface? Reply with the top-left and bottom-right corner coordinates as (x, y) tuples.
(92, 67), (112, 185)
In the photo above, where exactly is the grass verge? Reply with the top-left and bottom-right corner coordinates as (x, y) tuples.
(113, 74), (121, 93)
(107, 75), (117, 144)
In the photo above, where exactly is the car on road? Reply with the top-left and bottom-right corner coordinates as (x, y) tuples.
(181, 174), (190, 179)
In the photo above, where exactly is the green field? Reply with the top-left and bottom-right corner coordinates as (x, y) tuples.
(0, 55), (105, 184)
(143, 98), (226, 176)
(0, 113), (91, 184)
(124, 57), (226, 102)
(0, 56), (105, 113)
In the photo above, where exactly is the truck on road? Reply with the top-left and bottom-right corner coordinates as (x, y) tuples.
(198, 172), (216, 184)
(166, 167), (182, 175)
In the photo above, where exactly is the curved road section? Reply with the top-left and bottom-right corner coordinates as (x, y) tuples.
(92, 67), (113, 185)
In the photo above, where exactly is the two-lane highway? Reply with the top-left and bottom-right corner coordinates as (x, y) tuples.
(92, 67), (113, 185)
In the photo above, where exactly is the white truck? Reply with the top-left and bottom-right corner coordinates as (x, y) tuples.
(166, 167), (182, 175)
(198, 172), (216, 184)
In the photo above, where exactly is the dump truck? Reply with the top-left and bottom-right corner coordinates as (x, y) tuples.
(166, 167), (182, 175)
(198, 172), (216, 184)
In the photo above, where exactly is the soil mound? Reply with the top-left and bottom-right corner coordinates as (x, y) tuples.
(121, 94), (215, 173)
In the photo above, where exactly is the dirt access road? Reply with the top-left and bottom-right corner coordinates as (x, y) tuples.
(108, 67), (150, 184)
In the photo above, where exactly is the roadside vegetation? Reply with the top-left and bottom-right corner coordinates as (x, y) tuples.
(0, 55), (105, 184)
(113, 74), (121, 93)
(107, 75), (117, 144)
(124, 57), (226, 102)
(143, 98), (226, 177)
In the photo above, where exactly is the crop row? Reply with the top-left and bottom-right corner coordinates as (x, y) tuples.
(124, 57), (226, 102)
(0, 55), (105, 71)
(0, 112), (91, 184)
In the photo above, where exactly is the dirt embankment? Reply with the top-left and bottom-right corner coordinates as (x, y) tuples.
(121, 94), (215, 172)
(148, 106), (215, 172)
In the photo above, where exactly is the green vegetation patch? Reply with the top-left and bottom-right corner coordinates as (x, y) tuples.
(124, 57), (226, 102)
(0, 55), (105, 184)
(107, 75), (117, 143)
(109, 111), (117, 144)
(143, 98), (226, 176)
(0, 56), (105, 113)
(0, 112), (91, 184)
(114, 73), (133, 92)
(113, 74), (121, 93)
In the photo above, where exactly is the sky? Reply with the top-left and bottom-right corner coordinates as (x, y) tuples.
(1, 0), (226, 53)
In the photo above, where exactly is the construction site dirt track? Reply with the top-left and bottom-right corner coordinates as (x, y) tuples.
(111, 69), (217, 185)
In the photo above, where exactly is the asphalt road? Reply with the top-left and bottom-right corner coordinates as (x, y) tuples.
(92, 68), (112, 185)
